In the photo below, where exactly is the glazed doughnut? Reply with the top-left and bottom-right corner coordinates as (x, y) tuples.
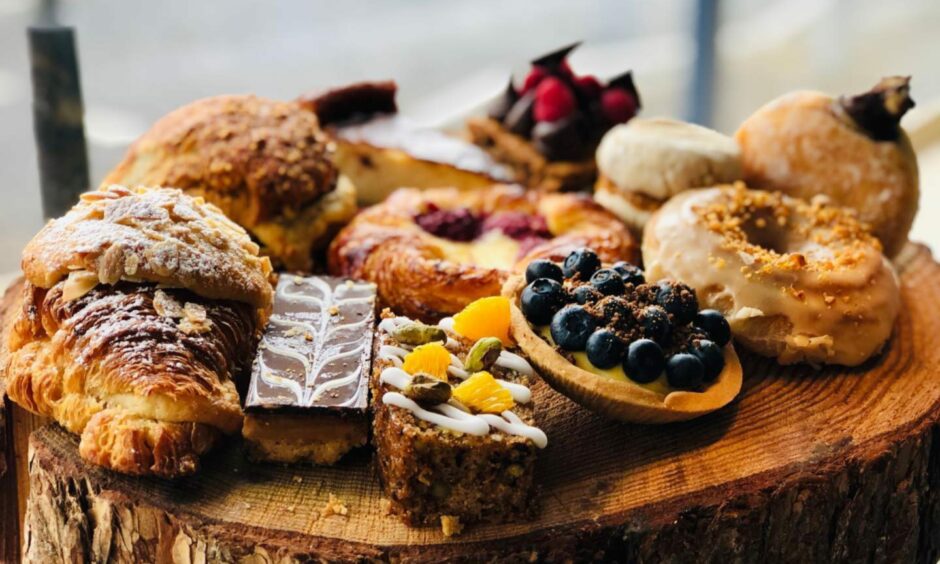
(735, 77), (918, 257)
(328, 185), (637, 320)
(642, 184), (900, 366)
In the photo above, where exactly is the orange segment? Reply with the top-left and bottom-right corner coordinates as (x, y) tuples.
(452, 371), (514, 414)
(452, 296), (511, 345)
(401, 343), (451, 380)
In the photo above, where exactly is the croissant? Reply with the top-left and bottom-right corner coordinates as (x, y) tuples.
(3, 185), (273, 477)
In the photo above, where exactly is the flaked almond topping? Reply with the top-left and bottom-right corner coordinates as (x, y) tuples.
(178, 302), (212, 335)
(61, 270), (99, 301)
(153, 290), (184, 318)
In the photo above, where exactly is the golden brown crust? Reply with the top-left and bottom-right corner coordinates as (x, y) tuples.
(642, 185), (900, 366)
(22, 185), (273, 309)
(735, 91), (918, 257)
(328, 185), (637, 320)
(103, 95), (351, 270)
(4, 281), (257, 478)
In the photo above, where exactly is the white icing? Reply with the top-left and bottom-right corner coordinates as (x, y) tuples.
(480, 411), (547, 449)
(382, 392), (490, 435)
(496, 351), (536, 377)
(376, 317), (544, 446)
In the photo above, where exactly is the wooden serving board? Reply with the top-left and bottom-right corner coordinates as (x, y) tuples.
(6, 244), (940, 562)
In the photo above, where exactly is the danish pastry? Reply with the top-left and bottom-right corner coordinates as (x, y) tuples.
(103, 94), (357, 271)
(735, 77), (918, 257)
(3, 185), (273, 477)
(642, 185), (900, 366)
(328, 185), (637, 320)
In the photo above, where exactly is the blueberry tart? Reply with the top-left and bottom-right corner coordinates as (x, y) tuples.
(503, 248), (742, 423)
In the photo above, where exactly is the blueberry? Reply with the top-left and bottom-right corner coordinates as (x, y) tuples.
(612, 261), (645, 286)
(694, 309), (731, 347)
(525, 259), (563, 284)
(586, 329), (626, 369)
(550, 305), (597, 351)
(655, 281), (699, 325)
(562, 248), (601, 280)
(590, 268), (625, 296)
(596, 296), (635, 332)
(521, 278), (567, 325)
(666, 353), (705, 390)
(624, 339), (665, 384)
(641, 305), (672, 344)
(572, 285), (602, 305)
(688, 339), (725, 382)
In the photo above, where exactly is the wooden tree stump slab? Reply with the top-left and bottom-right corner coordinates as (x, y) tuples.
(13, 244), (940, 563)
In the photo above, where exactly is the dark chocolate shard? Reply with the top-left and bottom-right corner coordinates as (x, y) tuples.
(533, 112), (588, 161)
(839, 76), (914, 141)
(531, 41), (582, 68)
(299, 81), (398, 126)
(607, 71), (642, 111)
(244, 275), (377, 413)
(488, 80), (519, 122)
(505, 91), (536, 137)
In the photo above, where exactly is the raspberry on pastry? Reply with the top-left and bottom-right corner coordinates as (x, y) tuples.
(735, 76), (918, 257)
(327, 185), (637, 321)
(467, 42), (642, 192)
(103, 94), (356, 271)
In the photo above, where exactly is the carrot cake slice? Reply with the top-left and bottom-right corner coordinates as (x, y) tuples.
(370, 297), (546, 533)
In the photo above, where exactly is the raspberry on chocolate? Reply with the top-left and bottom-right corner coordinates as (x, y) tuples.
(601, 88), (638, 123)
(521, 67), (549, 95)
(534, 77), (576, 122)
(575, 75), (603, 99)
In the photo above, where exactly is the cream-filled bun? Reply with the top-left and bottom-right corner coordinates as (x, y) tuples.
(594, 118), (742, 232)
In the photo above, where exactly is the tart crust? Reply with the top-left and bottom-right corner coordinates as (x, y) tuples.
(503, 275), (743, 423)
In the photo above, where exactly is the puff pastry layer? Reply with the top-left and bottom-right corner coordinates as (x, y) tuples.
(4, 185), (271, 477)
(328, 185), (637, 320)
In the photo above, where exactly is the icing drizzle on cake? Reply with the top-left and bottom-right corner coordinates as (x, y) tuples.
(376, 316), (547, 448)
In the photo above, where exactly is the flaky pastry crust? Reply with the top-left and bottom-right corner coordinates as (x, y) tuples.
(22, 185), (272, 308)
(103, 95), (355, 270)
(6, 186), (272, 477)
(328, 185), (637, 320)
(5, 282), (256, 477)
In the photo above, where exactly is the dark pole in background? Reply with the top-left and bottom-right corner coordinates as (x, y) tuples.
(688, 0), (718, 127)
(28, 24), (90, 218)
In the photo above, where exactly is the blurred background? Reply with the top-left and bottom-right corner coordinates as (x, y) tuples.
(1, 0), (940, 273)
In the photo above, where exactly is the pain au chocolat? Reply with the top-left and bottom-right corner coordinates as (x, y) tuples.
(2, 185), (273, 478)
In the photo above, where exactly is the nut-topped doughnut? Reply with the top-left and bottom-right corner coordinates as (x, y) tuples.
(642, 184), (900, 366)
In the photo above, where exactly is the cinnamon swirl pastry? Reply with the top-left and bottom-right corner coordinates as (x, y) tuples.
(3, 185), (273, 477)
(328, 185), (637, 320)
